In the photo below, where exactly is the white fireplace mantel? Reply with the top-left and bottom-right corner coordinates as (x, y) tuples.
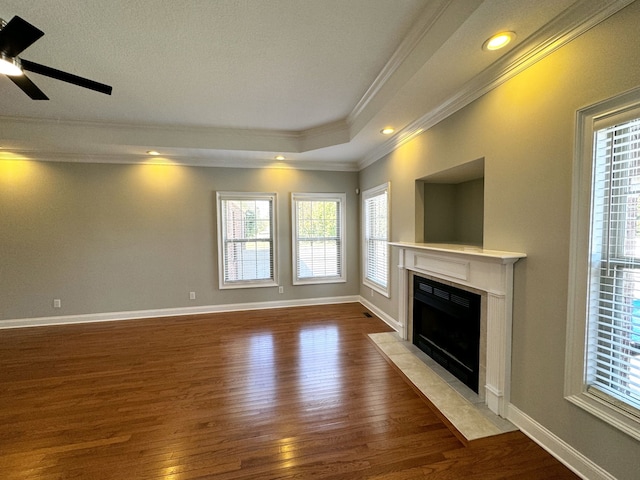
(390, 242), (526, 417)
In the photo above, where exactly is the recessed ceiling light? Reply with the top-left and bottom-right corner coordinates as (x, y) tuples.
(380, 127), (395, 135)
(275, 155), (285, 161)
(146, 150), (160, 156)
(483, 31), (516, 51)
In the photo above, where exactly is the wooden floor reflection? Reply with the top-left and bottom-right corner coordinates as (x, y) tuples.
(0, 303), (578, 479)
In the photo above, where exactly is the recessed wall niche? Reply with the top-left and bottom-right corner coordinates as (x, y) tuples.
(417, 158), (484, 246)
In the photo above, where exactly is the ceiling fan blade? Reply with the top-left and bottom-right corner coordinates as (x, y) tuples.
(21, 59), (112, 95)
(0, 16), (44, 57)
(7, 73), (48, 100)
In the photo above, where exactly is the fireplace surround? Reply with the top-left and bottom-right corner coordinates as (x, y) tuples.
(390, 242), (526, 417)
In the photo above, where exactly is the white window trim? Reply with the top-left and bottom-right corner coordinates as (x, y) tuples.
(216, 192), (278, 290)
(291, 192), (346, 285)
(362, 182), (390, 298)
(566, 87), (640, 441)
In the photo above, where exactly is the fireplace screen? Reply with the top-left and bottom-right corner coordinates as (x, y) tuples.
(413, 275), (481, 392)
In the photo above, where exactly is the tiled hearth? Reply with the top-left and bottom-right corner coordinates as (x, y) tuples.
(370, 331), (517, 441)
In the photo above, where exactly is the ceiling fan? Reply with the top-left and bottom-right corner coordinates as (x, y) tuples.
(0, 15), (112, 100)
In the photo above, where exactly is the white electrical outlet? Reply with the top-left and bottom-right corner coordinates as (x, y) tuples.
(278, 286), (284, 294)
(53, 299), (61, 308)
(189, 291), (196, 300)
(370, 288), (374, 297)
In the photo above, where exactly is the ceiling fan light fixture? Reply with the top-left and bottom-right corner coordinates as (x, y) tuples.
(0, 52), (23, 76)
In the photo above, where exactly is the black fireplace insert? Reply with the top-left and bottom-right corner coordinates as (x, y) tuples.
(413, 275), (481, 392)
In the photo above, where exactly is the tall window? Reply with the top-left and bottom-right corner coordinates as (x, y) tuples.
(566, 90), (640, 440)
(588, 115), (640, 412)
(292, 193), (346, 285)
(362, 183), (390, 297)
(216, 192), (277, 289)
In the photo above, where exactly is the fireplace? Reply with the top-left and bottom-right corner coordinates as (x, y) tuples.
(390, 242), (526, 417)
(413, 275), (481, 392)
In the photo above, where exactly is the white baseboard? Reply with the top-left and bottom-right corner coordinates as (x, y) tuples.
(507, 404), (616, 480)
(0, 295), (361, 329)
(359, 296), (402, 333)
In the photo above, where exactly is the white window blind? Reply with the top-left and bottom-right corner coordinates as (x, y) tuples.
(363, 183), (389, 295)
(292, 193), (346, 285)
(217, 192), (277, 289)
(588, 116), (640, 416)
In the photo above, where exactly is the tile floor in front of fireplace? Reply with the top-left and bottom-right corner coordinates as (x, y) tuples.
(369, 331), (518, 441)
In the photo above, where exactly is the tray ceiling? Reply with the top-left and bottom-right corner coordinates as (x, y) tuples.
(0, 0), (633, 170)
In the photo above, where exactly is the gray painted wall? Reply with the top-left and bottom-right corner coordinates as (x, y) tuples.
(359, 3), (640, 478)
(0, 163), (359, 320)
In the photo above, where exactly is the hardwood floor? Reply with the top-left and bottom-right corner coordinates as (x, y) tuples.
(0, 303), (579, 479)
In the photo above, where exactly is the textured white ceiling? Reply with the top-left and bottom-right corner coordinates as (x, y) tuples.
(0, 0), (425, 129)
(0, 0), (633, 170)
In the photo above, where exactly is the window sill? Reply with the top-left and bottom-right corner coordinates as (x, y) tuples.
(363, 279), (390, 298)
(293, 277), (346, 286)
(219, 279), (278, 290)
(565, 391), (640, 441)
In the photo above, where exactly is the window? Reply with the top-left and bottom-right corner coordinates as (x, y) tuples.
(216, 192), (277, 289)
(566, 88), (640, 440)
(362, 183), (390, 297)
(292, 193), (346, 285)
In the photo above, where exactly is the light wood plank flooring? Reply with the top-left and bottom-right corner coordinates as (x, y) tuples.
(0, 303), (579, 479)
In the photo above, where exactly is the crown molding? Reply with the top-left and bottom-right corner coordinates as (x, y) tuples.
(347, 0), (484, 137)
(0, 114), (356, 157)
(0, 149), (360, 172)
(299, 118), (350, 152)
(347, 0), (455, 125)
(0, 115), (301, 139)
(358, 0), (636, 170)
